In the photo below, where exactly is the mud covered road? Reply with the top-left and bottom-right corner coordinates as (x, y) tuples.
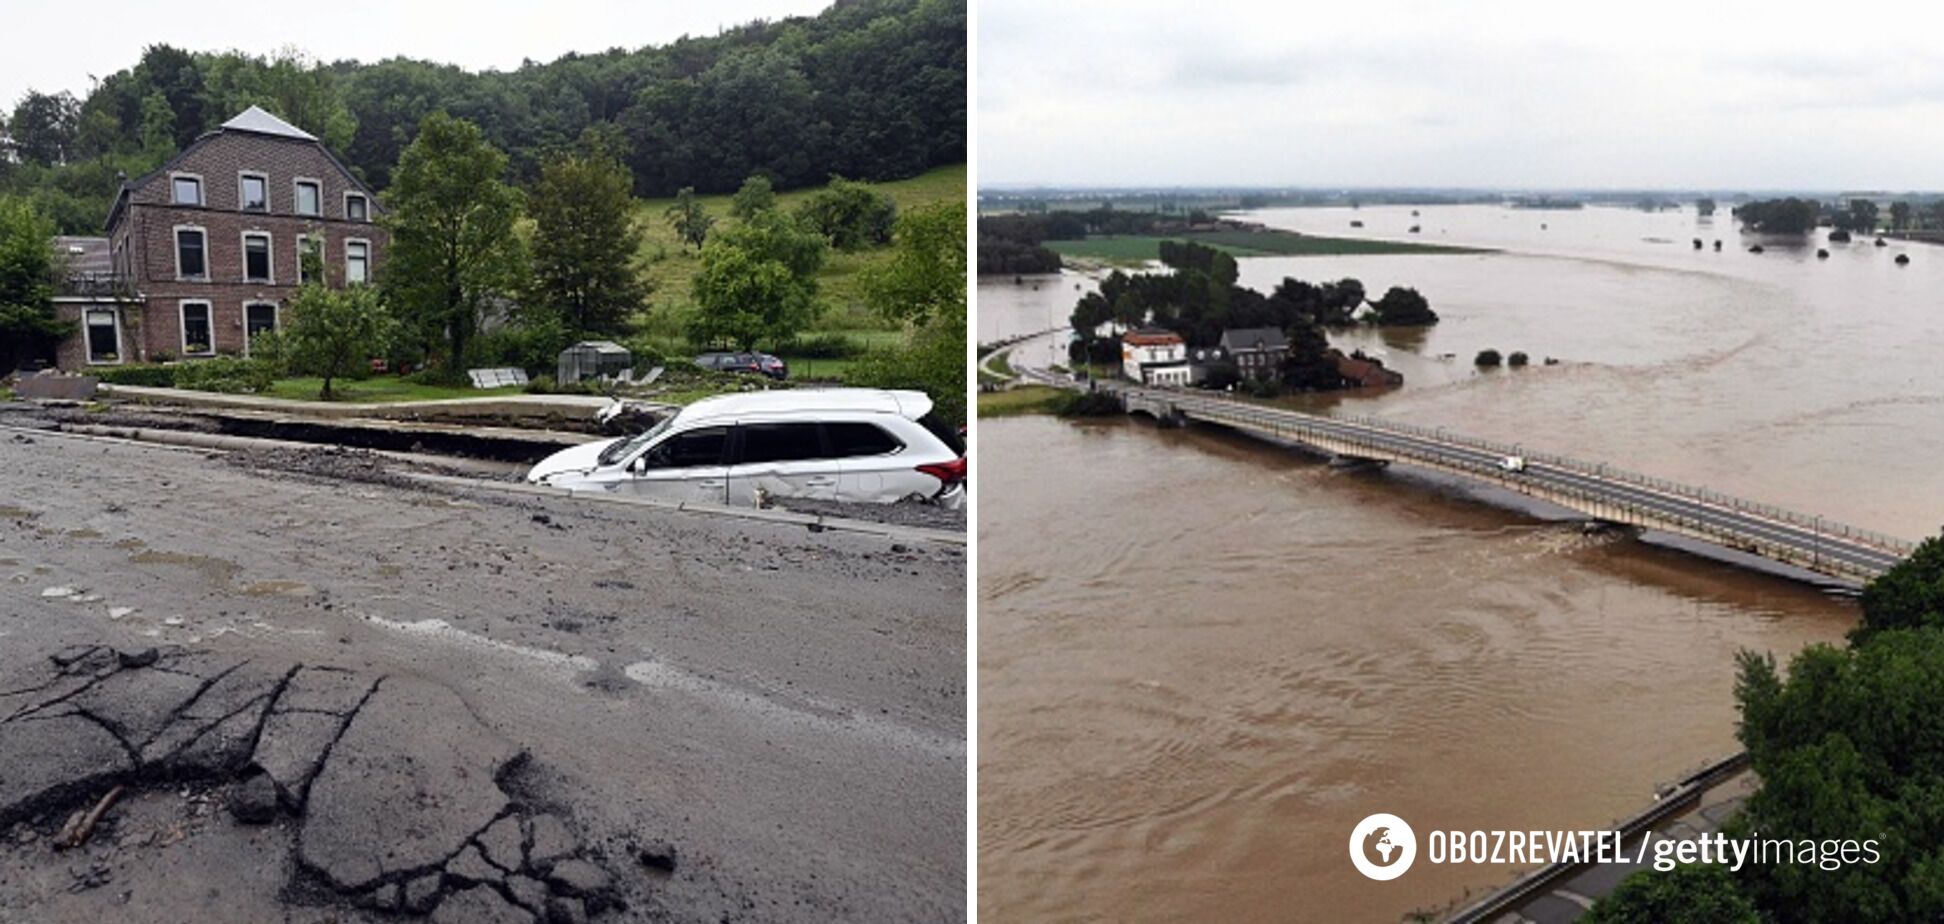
(0, 429), (965, 922)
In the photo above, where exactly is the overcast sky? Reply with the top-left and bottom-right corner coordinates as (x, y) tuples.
(1, 0), (830, 105)
(980, 0), (1944, 191)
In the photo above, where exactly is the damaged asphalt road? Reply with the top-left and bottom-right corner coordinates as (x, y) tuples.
(0, 430), (965, 922)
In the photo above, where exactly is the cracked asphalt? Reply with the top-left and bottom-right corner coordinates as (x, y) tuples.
(0, 429), (966, 922)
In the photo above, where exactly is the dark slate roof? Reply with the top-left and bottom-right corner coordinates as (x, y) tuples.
(1220, 327), (1289, 351)
(52, 236), (111, 275)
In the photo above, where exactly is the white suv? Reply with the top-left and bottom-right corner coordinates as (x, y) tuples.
(527, 389), (966, 509)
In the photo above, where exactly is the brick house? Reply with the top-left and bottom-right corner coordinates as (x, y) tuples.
(52, 107), (386, 370)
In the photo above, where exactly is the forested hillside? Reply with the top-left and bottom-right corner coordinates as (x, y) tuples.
(0, 0), (964, 233)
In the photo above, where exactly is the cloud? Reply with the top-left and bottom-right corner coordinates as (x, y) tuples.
(979, 0), (1944, 189)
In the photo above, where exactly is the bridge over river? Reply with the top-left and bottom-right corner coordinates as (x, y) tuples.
(1005, 339), (1914, 584)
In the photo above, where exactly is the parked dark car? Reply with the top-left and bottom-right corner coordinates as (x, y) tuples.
(695, 352), (789, 380)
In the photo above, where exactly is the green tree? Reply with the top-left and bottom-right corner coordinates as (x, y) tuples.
(796, 176), (896, 251)
(1855, 532), (1944, 640)
(200, 48), (357, 154)
(847, 310), (966, 426)
(383, 112), (526, 374)
(7, 91), (80, 166)
(686, 210), (825, 350)
(528, 142), (648, 338)
(0, 195), (67, 370)
(730, 174), (777, 220)
(1367, 286), (1438, 326)
(665, 187), (714, 251)
(862, 201), (965, 326)
(1586, 864), (1757, 923)
(849, 201), (968, 424)
(1890, 201), (1913, 233)
(1696, 197), (1718, 217)
(1734, 198), (1821, 235)
(284, 283), (394, 400)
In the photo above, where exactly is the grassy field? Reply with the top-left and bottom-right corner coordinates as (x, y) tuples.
(977, 385), (1071, 418)
(1046, 229), (1488, 263)
(260, 378), (525, 403)
(631, 164), (966, 333)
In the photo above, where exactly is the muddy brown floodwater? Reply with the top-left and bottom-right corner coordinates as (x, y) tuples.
(973, 202), (1944, 920)
(977, 417), (1855, 921)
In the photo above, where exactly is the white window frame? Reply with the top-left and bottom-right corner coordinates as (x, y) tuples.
(82, 307), (124, 366)
(344, 237), (371, 286)
(242, 301), (279, 356)
(343, 190), (369, 222)
(237, 170), (270, 212)
(293, 177), (324, 217)
(298, 234), (325, 286)
(241, 230), (275, 284)
(169, 172), (204, 206)
(172, 224), (209, 281)
(178, 300), (216, 357)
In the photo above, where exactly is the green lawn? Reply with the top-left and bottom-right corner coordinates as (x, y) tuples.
(977, 385), (1070, 418)
(1046, 229), (1489, 264)
(260, 378), (526, 403)
(631, 164), (966, 334)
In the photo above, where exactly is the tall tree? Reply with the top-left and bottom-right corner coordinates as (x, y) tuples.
(7, 91), (80, 166)
(528, 142), (649, 337)
(665, 187), (714, 251)
(0, 195), (66, 370)
(686, 210), (824, 349)
(383, 112), (526, 373)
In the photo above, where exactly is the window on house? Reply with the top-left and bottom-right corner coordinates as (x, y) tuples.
(345, 240), (369, 284)
(245, 303), (277, 349)
(240, 174), (268, 211)
(181, 302), (213, 355)
(346, 193), (368, 222)
(84, 309), (120, 364)
(175, 228), (206, 278)
(244, 233), (272, 282)
(299, 236), (323, 286)
(296, 181), (321, 216)
(172, 175), (202, 205)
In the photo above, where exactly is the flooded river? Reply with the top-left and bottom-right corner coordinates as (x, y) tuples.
(976, 204), (1943, 920)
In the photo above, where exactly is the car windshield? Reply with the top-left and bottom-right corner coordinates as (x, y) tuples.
(598, 416), (674, 466)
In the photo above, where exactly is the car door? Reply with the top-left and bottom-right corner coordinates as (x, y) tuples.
(726, 421), (839, 505)
(623, 426), (729, 504)
(823, 420), (908, 503)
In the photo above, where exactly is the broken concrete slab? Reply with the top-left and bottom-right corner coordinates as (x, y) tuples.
(431, 884), (536, 924)
(479, 813), (526, 871)
(253, 710), (352, 807)
(447, 842), (503, 885)
(297, 676), (520, 891)
(0, 715), (134, 826)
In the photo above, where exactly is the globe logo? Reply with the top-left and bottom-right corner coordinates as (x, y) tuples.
(1349, 813), (1416, 880)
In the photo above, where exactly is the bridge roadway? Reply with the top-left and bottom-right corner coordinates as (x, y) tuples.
(1009, 348), (1912, 584)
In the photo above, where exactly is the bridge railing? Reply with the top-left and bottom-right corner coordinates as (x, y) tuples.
(1101, 380), (1916, 558)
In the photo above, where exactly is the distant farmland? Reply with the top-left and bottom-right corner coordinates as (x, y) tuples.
(1046, 229), (1490, 263)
